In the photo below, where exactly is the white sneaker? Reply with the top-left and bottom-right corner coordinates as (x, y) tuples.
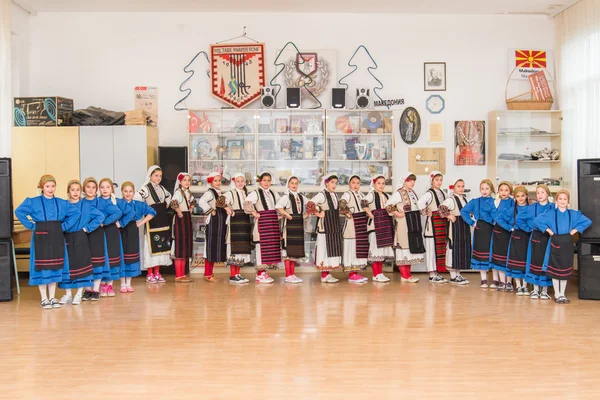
(255, 273), (274, 284)
(401, 276), (420, 283)
(291, 275), (303, 283)
(373, 273), (391, 283)
(59, 294), (73, 305)
(285, 275), (302, 284)
(321, 274), (339, 283)
(237, 274), (250, 283)
(72, 294), (82, 305)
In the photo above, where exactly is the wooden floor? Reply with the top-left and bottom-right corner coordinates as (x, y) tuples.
(1, 272), (599, 399)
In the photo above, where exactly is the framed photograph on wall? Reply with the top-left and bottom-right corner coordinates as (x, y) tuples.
(427, 122), (444, 143)
(454, 121), (485, 166)
(424, 62), (446, 91)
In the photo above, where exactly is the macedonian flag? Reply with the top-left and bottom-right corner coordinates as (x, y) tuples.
(515, 50), (547, 68)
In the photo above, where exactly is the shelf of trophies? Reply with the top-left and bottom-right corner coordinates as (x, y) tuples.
(187, 108), (394, 194)
(489, 110), (563, 194)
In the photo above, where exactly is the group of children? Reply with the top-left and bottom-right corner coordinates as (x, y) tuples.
(16, 168), (591, 308)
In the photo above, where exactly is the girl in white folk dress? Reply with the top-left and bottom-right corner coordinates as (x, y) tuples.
(276, 176), (309, 284)
(385, 172), (424, 283)
(362, 174), (393, 283)
(306, 173), (343, 283)
(135, 166), (173, 283)
(340, 175), (369, 283)
(244, 171), (281, 284)
(224, 173), (251, 284)
(197, 172), (233, 283)
(438, 179), (471, 285)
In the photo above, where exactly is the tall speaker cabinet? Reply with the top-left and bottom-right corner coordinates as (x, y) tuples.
(12, 127), (80, 207)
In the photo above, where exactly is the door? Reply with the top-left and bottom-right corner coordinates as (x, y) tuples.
(113, 126), (148, 189)
(11, 127), (46, 207)
(79, 127), (114, 184)
(46, 127), (80, 197)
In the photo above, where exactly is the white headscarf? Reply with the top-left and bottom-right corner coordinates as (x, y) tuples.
(429, 171), (443, 187)
(397, 171), (416, 191)
(231, 172), (245, 181)
(173, 172), (191, 194)
(370, 174), (386, 191)
(142, 165), (162, 190)
(320, 173), (338, 190)
(206, 172), (221, 188)
(284, 176), (300, 195)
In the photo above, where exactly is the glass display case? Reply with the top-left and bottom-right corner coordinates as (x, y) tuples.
(325, 109), (394, 192)
(489, 110), (563, 193)
(188, 109), (257, 193)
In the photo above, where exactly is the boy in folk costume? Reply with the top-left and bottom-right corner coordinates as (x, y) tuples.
(385, 172), (423, 283)
(15, 175), (80, 309)
(506, 186), (531, 295)
(198, 172), (232, 283)
(99, 178), (134, 297)
(135, 166), (173, 284)
(490, 181), (515, 292)
(418, 171), (449, 284)
(534, 190), (591, 304)
(244, 171), (281, 284)
(362, 174), (393, 283)
(523, 185), (555, 300)
(170, 173), (196, 283)
(460, 179), (497, 288)
(59, 180), (104, 305)
(224, 173), (251, 284)
(438, 179), (471, 285)
(120, 181), (156, 292)
(306, 173), (343, 283)
(340, 175), (369, 283)
(276, 176), (308, 284)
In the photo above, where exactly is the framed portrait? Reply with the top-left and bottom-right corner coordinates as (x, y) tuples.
(454, 121), (485, 166)
(424, 62), (446, 91)
(399, 107), (421, 145)
(226, 139), (244, 160)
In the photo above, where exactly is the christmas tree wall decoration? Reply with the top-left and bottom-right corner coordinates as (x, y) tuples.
(338, 45), (388, 108)
(174, 51), (210, 111)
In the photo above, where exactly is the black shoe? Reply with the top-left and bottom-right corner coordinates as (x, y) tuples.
(505, 283), (514, 292)
(82, 290), (92, 301)
(229, 275), (244, 285)
(497, 283), (506, 292)
(90, 291), (100, 301)
(237, 274), (249, 283)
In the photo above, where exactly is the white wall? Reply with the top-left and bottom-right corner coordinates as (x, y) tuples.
(10, 2), (30, 97)
(26, 12), (554, 194)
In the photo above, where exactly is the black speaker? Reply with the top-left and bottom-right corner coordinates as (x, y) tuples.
(261, 87), (276, 109)
(356, 88), (370, 109)
(0, 159), (13, 239)
(158, 147), (188, 194)
(0, 240), (13, 302)
(286, 87), (301, 109)
(577, 159), (600, 240)
(332, 88), (346, 109)
(578, 242), (600, 300)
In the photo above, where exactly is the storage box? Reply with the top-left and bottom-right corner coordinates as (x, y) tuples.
(13, 97), (73, 126)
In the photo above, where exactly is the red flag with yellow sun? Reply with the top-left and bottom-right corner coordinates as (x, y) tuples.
(515, 50), (547, 68)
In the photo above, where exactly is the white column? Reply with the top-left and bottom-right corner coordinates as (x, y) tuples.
(0, 0), (12, 157)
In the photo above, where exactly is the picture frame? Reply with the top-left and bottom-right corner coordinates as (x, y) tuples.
(424, 62), (446, 91)
(427, 121), (444, 143)
(399, 107), (421, 145)
(226, 139), (244, 159)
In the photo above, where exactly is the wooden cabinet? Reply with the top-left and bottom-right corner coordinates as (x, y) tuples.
(12, 127), (80, 207)
(79, 126), (158, 189)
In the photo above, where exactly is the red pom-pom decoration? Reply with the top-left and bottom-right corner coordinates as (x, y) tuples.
(207, 177), (214, 184)
(449, 185), (454, 190)
(373, 177), (377, 183)
(178, 173), (185, 182)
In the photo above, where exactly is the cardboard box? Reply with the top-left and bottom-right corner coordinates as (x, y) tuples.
(13, 97), (73, 127)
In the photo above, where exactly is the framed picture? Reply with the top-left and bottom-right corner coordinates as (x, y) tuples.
(424, 62), (446, 91)
(399, 107), (421, 145)
(454, 121), (485, 166)
(227, 139), (244, 160)
(428, 121), (444, 143)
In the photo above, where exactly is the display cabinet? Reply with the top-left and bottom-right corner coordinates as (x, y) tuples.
(489, 110), (563, 193)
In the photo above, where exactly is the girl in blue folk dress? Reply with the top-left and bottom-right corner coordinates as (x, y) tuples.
(98, 178), (134, 297)
(81, 177), (122, 301)
(58, 180), (104, 305)
(505, 186), (531, 295)
(534, 190), (592, 304)
(490, 182), (515, 292)
(119, 181), (156, 292)
(523, 185), (555, 300)
(460, 179), (496, 288)
(15, 175), (80, 309)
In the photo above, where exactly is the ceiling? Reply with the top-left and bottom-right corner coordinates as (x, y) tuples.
(21, 0), (579, 16)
